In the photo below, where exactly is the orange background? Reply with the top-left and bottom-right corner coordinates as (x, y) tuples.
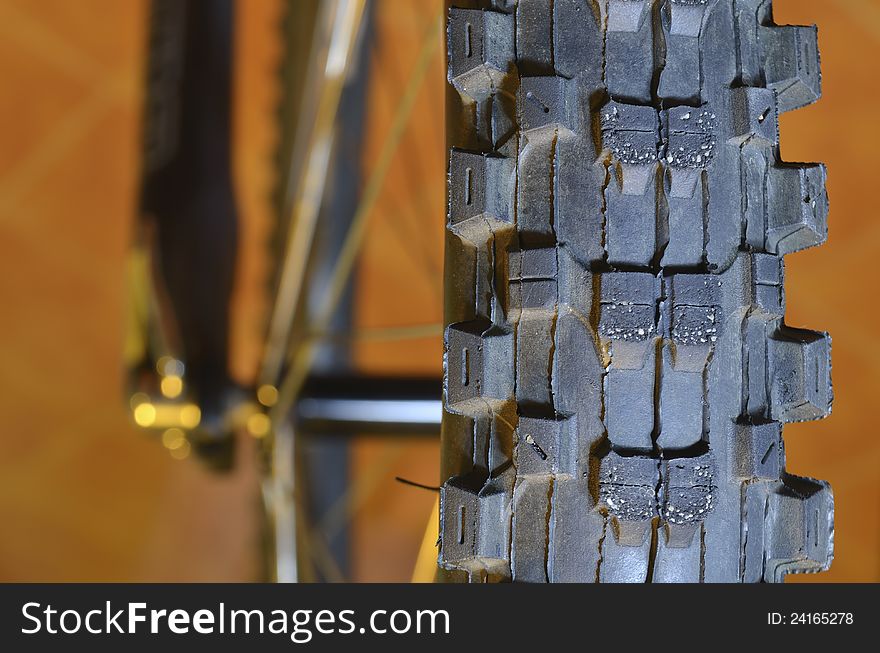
(0, 0), (875, 582)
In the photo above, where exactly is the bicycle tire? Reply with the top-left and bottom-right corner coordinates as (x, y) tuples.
(439, 0), (832, 583)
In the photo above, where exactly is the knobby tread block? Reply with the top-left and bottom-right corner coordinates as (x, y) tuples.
(440, 0), (832, 584)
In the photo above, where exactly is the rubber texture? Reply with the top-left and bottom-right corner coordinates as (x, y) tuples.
(439, 0), (832, 583)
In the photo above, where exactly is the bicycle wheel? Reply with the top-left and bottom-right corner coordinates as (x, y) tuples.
(439, 0), (832, 582)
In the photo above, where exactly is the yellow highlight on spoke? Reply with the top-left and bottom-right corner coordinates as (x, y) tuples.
(247, 413), (271, 438)
(180, 404), (201, 429)
(160, 375), (183, 399)
(133, 402), (200, 429)
(157, 356), (184, 377)
(161, 428), (186, 450)
(257, 384), (278, 407)
(169, 439), (191, 460)
(133, 402), (156, 427)
(129, 392), (150, 410)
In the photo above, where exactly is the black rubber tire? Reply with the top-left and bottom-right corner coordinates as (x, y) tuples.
(439, 0), (833, 583)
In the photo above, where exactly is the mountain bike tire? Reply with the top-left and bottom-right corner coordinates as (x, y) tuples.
(439, 0), (832, 583)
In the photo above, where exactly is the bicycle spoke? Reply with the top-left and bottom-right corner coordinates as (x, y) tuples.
(304, 322), (443, 345)
(269, 11), (443, 425)
(369, 32), (443, 296)
(260, 0), (367, 389)
(316, 441), (406, 544)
